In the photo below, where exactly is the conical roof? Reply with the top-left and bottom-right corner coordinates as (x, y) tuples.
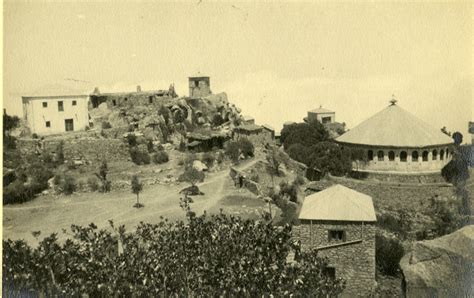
(299, 184), (376, 222)
(336, 103), (453, 147)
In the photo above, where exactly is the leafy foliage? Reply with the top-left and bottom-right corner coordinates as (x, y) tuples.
(225, 138), (255, 163)
(280, 121), (329, 150)
(201, 152), (215, 168)
(3, 202), (345, 296)
(179, 167), (205, 186)
(130, 145), (151, 165)
(152, 151), (169, 164)
(3, 113), (20, 133)
(131, 175), (144, 208)
(375, 233), (404, 276)
(424, 195), (464, 238)
(95, 160), (111, 193)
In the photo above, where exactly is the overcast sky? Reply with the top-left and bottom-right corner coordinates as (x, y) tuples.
(3, 1), (472, 139)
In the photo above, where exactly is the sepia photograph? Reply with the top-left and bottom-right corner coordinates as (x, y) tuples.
(2, 1), (473, 296)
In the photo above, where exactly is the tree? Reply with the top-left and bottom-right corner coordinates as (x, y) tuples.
(180, 167), (205, 187)
(3, 113), (19, 134)
(95, 160), (111, 193)
(266, 146), (288, 177)
(225, 141), (240, 163)
(280, 121), (329, 150)
(55, 141), (65, 166)
(308, 142), (352, 176)
(131, 175), (144, 208)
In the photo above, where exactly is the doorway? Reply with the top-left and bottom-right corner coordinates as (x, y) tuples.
(65, 119), (74, 132)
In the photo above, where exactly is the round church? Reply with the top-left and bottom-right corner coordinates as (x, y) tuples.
(336, 100), (454, 174)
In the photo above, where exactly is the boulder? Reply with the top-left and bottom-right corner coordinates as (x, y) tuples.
(193, 160), (208, 172)
(400, 225), (474, 297)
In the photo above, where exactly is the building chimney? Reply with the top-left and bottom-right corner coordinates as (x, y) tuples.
(136, 85), (142, 92)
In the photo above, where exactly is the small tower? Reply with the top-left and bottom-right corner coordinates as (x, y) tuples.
(189, 73), (211, 98)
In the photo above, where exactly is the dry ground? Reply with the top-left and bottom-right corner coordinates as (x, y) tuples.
(3, 156), (267, 245)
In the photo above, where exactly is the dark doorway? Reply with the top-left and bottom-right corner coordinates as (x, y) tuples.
(65, 119), (74, 132)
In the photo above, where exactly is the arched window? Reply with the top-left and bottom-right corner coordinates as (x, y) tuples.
(412, 151), (419, 162)
(432, 150), (438, 160)
(368, 150), (374, 161)
(388, 151), (395, 161)
(422, 151), (429, 161)
(377, 150), (384, 161)
(440, 150), (444, 160)
(400, 151), (407, 162)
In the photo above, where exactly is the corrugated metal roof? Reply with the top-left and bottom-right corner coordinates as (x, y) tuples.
(336, 103), (453, 147)
(298, 184), (376, 222)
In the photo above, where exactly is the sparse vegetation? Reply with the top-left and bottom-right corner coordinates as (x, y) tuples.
(225, 138), (254, 163)
(152, 151), (169, 164)
(201, 152), (215, 168)
(131, 175), (144, 208)
(101, 121), (112, 129)
(130, 145), (151, 165)
(179, 167), (205, 187)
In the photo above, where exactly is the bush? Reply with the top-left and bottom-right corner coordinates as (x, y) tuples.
(152, 151), (169, 164)
(225, 141), (240, 163)
(127, 134), (137, 146)
(61, 175), (77, 195)
(201, 152), (215, 168)
(32, 133), (39, 139)
(375, 234), (404, 276)
(87, 176), (100, 192)
(130, 145), (151, 165)
(294, 173), (306, 186)
(377, 211), (411, 240)
(238, 138), (254, 158)
(3, 210), (346, 297)
(179, 167), (205, 186)
(279, 180), (299, 203)
(101, 121), (112, 129)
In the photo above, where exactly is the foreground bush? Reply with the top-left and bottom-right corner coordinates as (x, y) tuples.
(130, 145), (151, 165)
(152, 151), (169, 164)
(3, 199), (345, 296)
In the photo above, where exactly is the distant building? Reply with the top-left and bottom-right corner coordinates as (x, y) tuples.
(336, 100), (454, 173)
(261, 124), (275, 140)
(242, 115), (255, 125)
(232, 124), (273, 146)
(307, 106), (335, 124)
(294, 184), (377, 296)
(189, 74), (211, 98)
(90, 88), (173, 108)
(22, 94), (90, 135)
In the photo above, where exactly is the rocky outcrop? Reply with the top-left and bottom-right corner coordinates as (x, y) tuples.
(400, 225), (474, 297)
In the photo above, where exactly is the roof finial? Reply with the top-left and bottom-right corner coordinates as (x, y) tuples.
(389, 94), (397, 106)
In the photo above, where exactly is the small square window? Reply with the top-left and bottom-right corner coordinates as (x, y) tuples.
(45, 121), (51, 128)
(42, 102), (48, 108)
(72, 100), (77, 106)
(328, 230), (346, 242)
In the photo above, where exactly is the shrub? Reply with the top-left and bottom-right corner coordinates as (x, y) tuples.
(32, 133), (39, 139)
(294, 173), (306, 186)
(225, 141), (240, 163)
(249, 171), (260, 183)
(279, 180), (298, 203)
(3, 209), (346, 296)
(126, 134), (137, 146)
(238, 138), (254, 158)
(201, 152), (215, 168)
(130, 145), (151, 165)
(101, 121), (112, 129)
(375, 234), (404, 276)
(61, 175), (77, 195)
(87, 176), (100, 192)
(55, 141), (65, 166)
(179, 167), (205, 186)
(152, 151), (169, 164)
(376, 211), (411, 240)
(216, 151), (225, 164)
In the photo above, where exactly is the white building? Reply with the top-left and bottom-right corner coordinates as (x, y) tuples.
(22, 94), (90, 135)
(307, 106), (335, 124)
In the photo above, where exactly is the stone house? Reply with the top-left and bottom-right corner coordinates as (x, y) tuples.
(242, 115), (255, 125)
(232, 124), (273, 147)
(189, 74), (211, 98)
(22, 94), (90, 135)
(293, 184), (377, 296)
(90, 86), (174, 109)
(307, 105), (335, 124)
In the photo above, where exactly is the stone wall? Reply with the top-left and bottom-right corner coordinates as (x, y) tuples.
(18, 137), (129, 164)
(233, 130), (273, 147)
(293, 221), (376, 296)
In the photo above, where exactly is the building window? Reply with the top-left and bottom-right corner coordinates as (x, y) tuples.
(368, 150), (374, 161)
(45, 121), (51, 128)
(112, 99), (117, 106)
(322, 116), (332, 124)
(377, 150), (384, 161)
(388, 151), (395, 161)
(400, 151), (407, 162)
(72, 100), (77, 106)
(42, 102), (48, 108)
(124, 97), (128, 102)
(422, 151), (429, 161)
(412, 151), (419, 162)
(149, 96), (153, 104)
(323, 267), (336, 279)
(58, 101), (64, 112)
(328, 230), (346, 242)
(65, 119), (74, 132)
(432, 150), (438, 160)
(195, 80), (199, 87)
(440, 150), (445, 160)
